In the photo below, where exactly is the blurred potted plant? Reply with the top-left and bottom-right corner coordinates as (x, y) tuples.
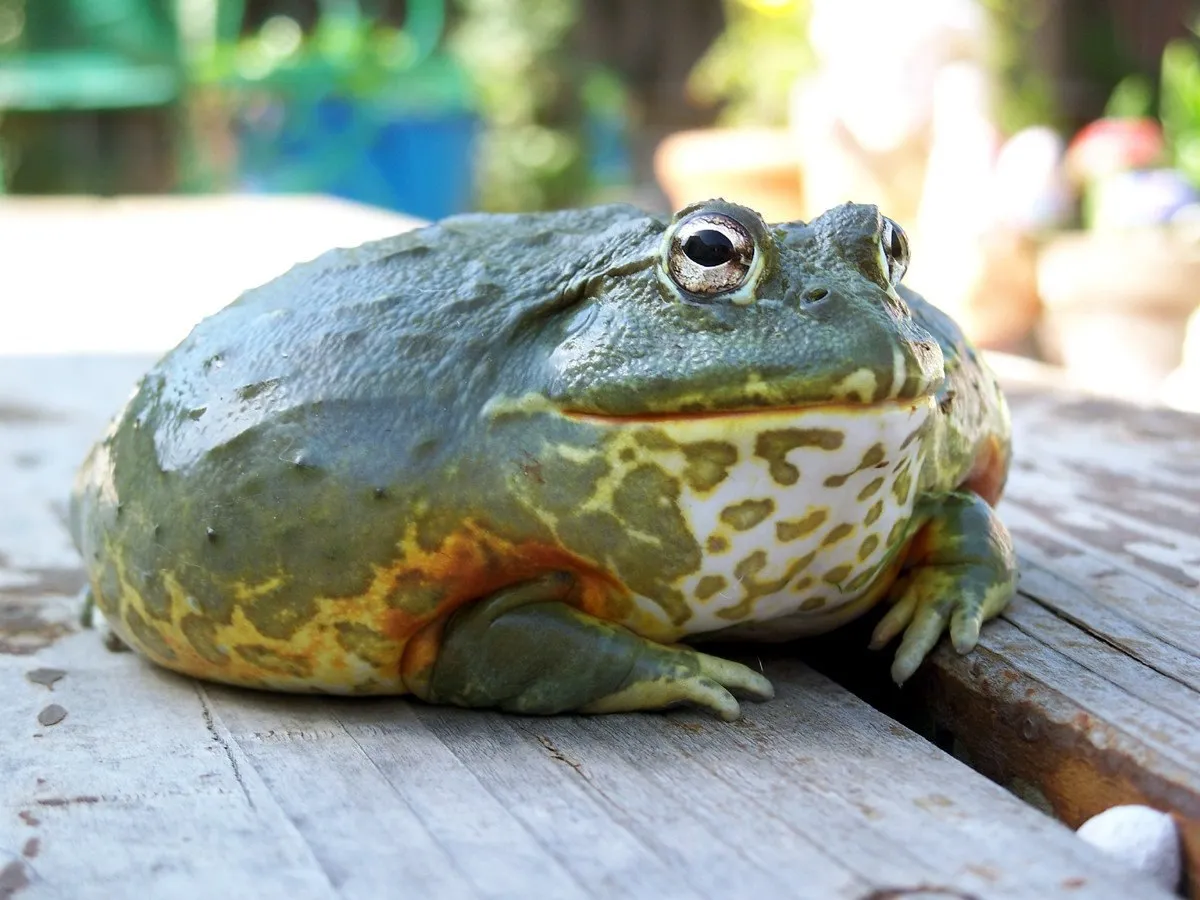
(1037, 30), (1200, 401)
(187, 0), (479, 220)
(450, 0), (586, 212)
(653, 0), (812, 223)
(451, 0), (634, 212)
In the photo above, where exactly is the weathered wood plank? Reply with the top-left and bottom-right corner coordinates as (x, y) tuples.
(0, 353), (1173, 898)
(2, 641), (340, 900)
(407, 702), (869, 898)
(905, 358), (1200, 897)
(0, 356), (339, 899)
(321, 703), (706, 898)
(208, 692), (592, 899)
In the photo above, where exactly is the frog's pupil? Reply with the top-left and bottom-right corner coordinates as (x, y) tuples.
(885, 221), (907, 262)
(683, 230), (735, 267)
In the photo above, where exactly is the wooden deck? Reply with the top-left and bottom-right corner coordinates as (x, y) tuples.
(1, 197), (1197, 899)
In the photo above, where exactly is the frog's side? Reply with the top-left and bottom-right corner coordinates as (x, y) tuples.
(70, 199), (1015, 720)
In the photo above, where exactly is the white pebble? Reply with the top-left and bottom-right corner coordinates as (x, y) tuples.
(1076, 805), (1181, 893)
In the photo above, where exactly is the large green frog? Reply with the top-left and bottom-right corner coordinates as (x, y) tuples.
(70, 199), (1015, 721)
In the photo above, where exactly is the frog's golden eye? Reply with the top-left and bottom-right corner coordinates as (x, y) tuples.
(880, 217), (909, 287)
(666, 212), (756, 297)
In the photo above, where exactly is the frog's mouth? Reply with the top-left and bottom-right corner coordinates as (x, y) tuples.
(561, 396), (933, 426)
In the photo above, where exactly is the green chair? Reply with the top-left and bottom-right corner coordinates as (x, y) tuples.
(196, 0), (478, 218)
(0, 0), (181, 110)
(0, 0), (182, 192)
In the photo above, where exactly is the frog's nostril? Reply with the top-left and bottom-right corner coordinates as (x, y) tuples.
(803, 287), (830, 304)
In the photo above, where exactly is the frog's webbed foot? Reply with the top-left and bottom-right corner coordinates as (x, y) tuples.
(410, 573), (774, 721)
(868, 491), (1017, 685)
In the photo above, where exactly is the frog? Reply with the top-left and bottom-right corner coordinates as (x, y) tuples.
(69, 198), (1016, 721)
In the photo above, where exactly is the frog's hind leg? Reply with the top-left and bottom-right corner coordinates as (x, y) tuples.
(868, 491), (1017, 685)
(402, 573), (774, 721)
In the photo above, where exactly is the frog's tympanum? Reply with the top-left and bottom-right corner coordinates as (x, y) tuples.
(70, 200), (1016, 720)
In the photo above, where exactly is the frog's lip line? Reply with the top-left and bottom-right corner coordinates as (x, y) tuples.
(561, 395), (934, 425)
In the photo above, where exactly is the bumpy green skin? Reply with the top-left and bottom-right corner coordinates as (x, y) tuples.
(70, 200), (1015, 719)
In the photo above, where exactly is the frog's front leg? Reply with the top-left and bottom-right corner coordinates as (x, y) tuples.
(869, 491), (1017, 684)
(404, 573), (775, 721)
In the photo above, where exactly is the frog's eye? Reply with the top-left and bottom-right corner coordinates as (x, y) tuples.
(879, 217), (909, 287)
(666, 212), (756, 297)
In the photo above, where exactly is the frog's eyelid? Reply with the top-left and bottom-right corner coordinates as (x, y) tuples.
(876, 241), (893, 286)
(877, 218), (909, 288)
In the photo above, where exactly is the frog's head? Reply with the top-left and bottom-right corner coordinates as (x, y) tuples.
(537, 199), (944, 418)
(480, 199), (951, 636)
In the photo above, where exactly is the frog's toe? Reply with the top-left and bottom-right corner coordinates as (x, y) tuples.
(79, 586), (132, 652)
(883, 576), (954, 685)
(103, 628), (132, 653)
(696, 651), (775, 702)
(882, 568), (1015, 684)
(869, 491), (1017, 685)
(79, 586), (95, 629)
(867, 575), (918, 651)
(583, 672), (745, 721)
(585, 651), (774, 721)
(949, 601), (984, 654)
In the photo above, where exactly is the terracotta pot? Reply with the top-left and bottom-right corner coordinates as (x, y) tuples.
(1036, 229), (1200, 400)
(653, 127), (804, 224)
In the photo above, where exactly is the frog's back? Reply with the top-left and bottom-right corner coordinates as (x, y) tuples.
(70, 205), (660, 694)
(137, 204), (655, 476)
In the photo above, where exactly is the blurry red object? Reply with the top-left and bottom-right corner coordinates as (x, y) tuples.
(1065, 117), (1165, 184)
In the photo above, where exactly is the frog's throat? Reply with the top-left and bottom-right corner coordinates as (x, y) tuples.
(559, 398), (937, 639)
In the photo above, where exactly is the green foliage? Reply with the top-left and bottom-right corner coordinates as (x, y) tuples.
(449, 0), (587, 211)
(1160, 36), (1200, 190)
(1104, 73), (1155, 119)
(0, 0), (23, 51)
(189, 0), (606, 212)
(687, 0), (813, 127)
(979, 0), (1060, 134)
(193, 4), (462, 110)
(1095, 27), (1200, 191)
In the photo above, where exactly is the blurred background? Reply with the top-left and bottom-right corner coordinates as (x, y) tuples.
(4, 0), (1200, 411)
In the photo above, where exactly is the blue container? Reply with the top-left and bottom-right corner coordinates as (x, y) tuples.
(234, 92), (479, 221)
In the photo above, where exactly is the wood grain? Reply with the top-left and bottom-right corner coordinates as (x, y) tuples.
(0, 352), (1172, 898)
(910, 359), (1200, 897)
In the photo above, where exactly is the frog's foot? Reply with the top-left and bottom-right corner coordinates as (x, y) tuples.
(79, 586), (96, 629)
(868, 491), (1017, 685)
(409, 573), (774, 721)
(103, 629), (132, 653)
